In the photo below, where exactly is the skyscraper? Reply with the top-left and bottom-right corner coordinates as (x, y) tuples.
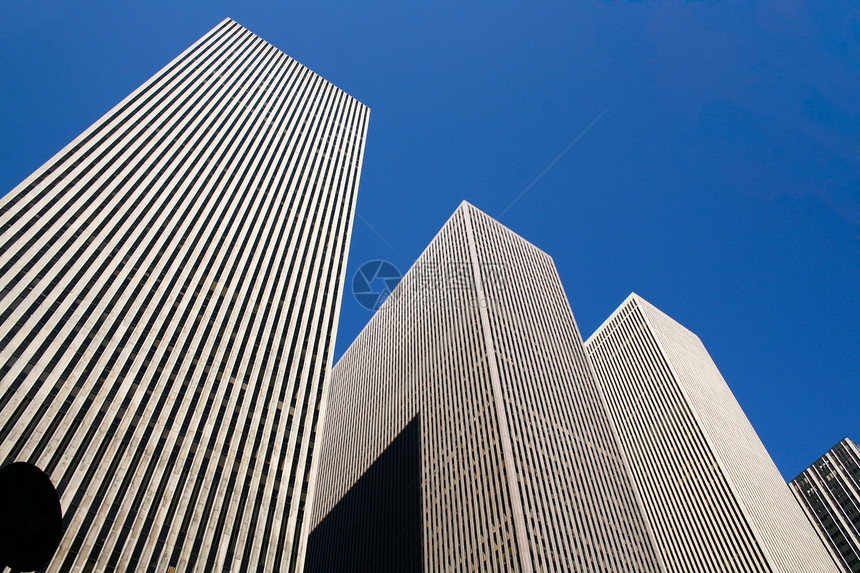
(790, 437), (860, 572)
(0, 18), (368, 573)
(584, 293), (839, 572)
(307, 202), (665, 572)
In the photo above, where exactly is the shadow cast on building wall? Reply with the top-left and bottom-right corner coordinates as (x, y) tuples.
(305, 416), (423, 573)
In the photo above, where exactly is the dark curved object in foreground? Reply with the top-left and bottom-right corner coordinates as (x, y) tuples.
(0, 462), (63, 572)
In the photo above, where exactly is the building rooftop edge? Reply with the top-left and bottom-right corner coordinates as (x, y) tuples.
(334, 200), (557, 369)
(583, 292), (638, 347)
(458, 201), (556, 263)
(223, 17), (371, 111)
(789, 436), (858, 484)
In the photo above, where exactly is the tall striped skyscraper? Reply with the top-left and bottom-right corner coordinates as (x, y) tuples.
(584, 294), (840, 573)
(0, 18), (368, 573)
(790, 437), (860, 572)
(307, 203), (665, 572)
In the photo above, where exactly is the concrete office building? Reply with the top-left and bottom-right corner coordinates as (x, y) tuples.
(0, 18), (368, 572)
(584, 294), (840, 573)
(790, 437), (860, 572)
(307, 202), (666, 572)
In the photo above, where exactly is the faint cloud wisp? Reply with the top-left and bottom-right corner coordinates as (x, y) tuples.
(498, 108), (608, 219)
(356, 210), (394, 251)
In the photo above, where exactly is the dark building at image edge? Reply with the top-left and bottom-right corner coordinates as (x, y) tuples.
(790, 438), (860, 572)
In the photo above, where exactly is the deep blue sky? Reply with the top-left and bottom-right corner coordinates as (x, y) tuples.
(2, 2), (857, 481)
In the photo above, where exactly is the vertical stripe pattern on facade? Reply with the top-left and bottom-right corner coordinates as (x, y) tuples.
(0, 18), (369, 573)
(309, 202), (664, 572)
(790, 438), (860, 572)
(584, 293), (840, 573)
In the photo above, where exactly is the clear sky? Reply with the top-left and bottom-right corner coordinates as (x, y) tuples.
(1, 2), (857, 481)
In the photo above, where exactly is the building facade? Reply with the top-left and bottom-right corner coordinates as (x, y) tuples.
(0, 18), (368, 572)
(790, 437), (860, 572)
(584, 293), (839, 573)
(307, 202), (666, 572)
